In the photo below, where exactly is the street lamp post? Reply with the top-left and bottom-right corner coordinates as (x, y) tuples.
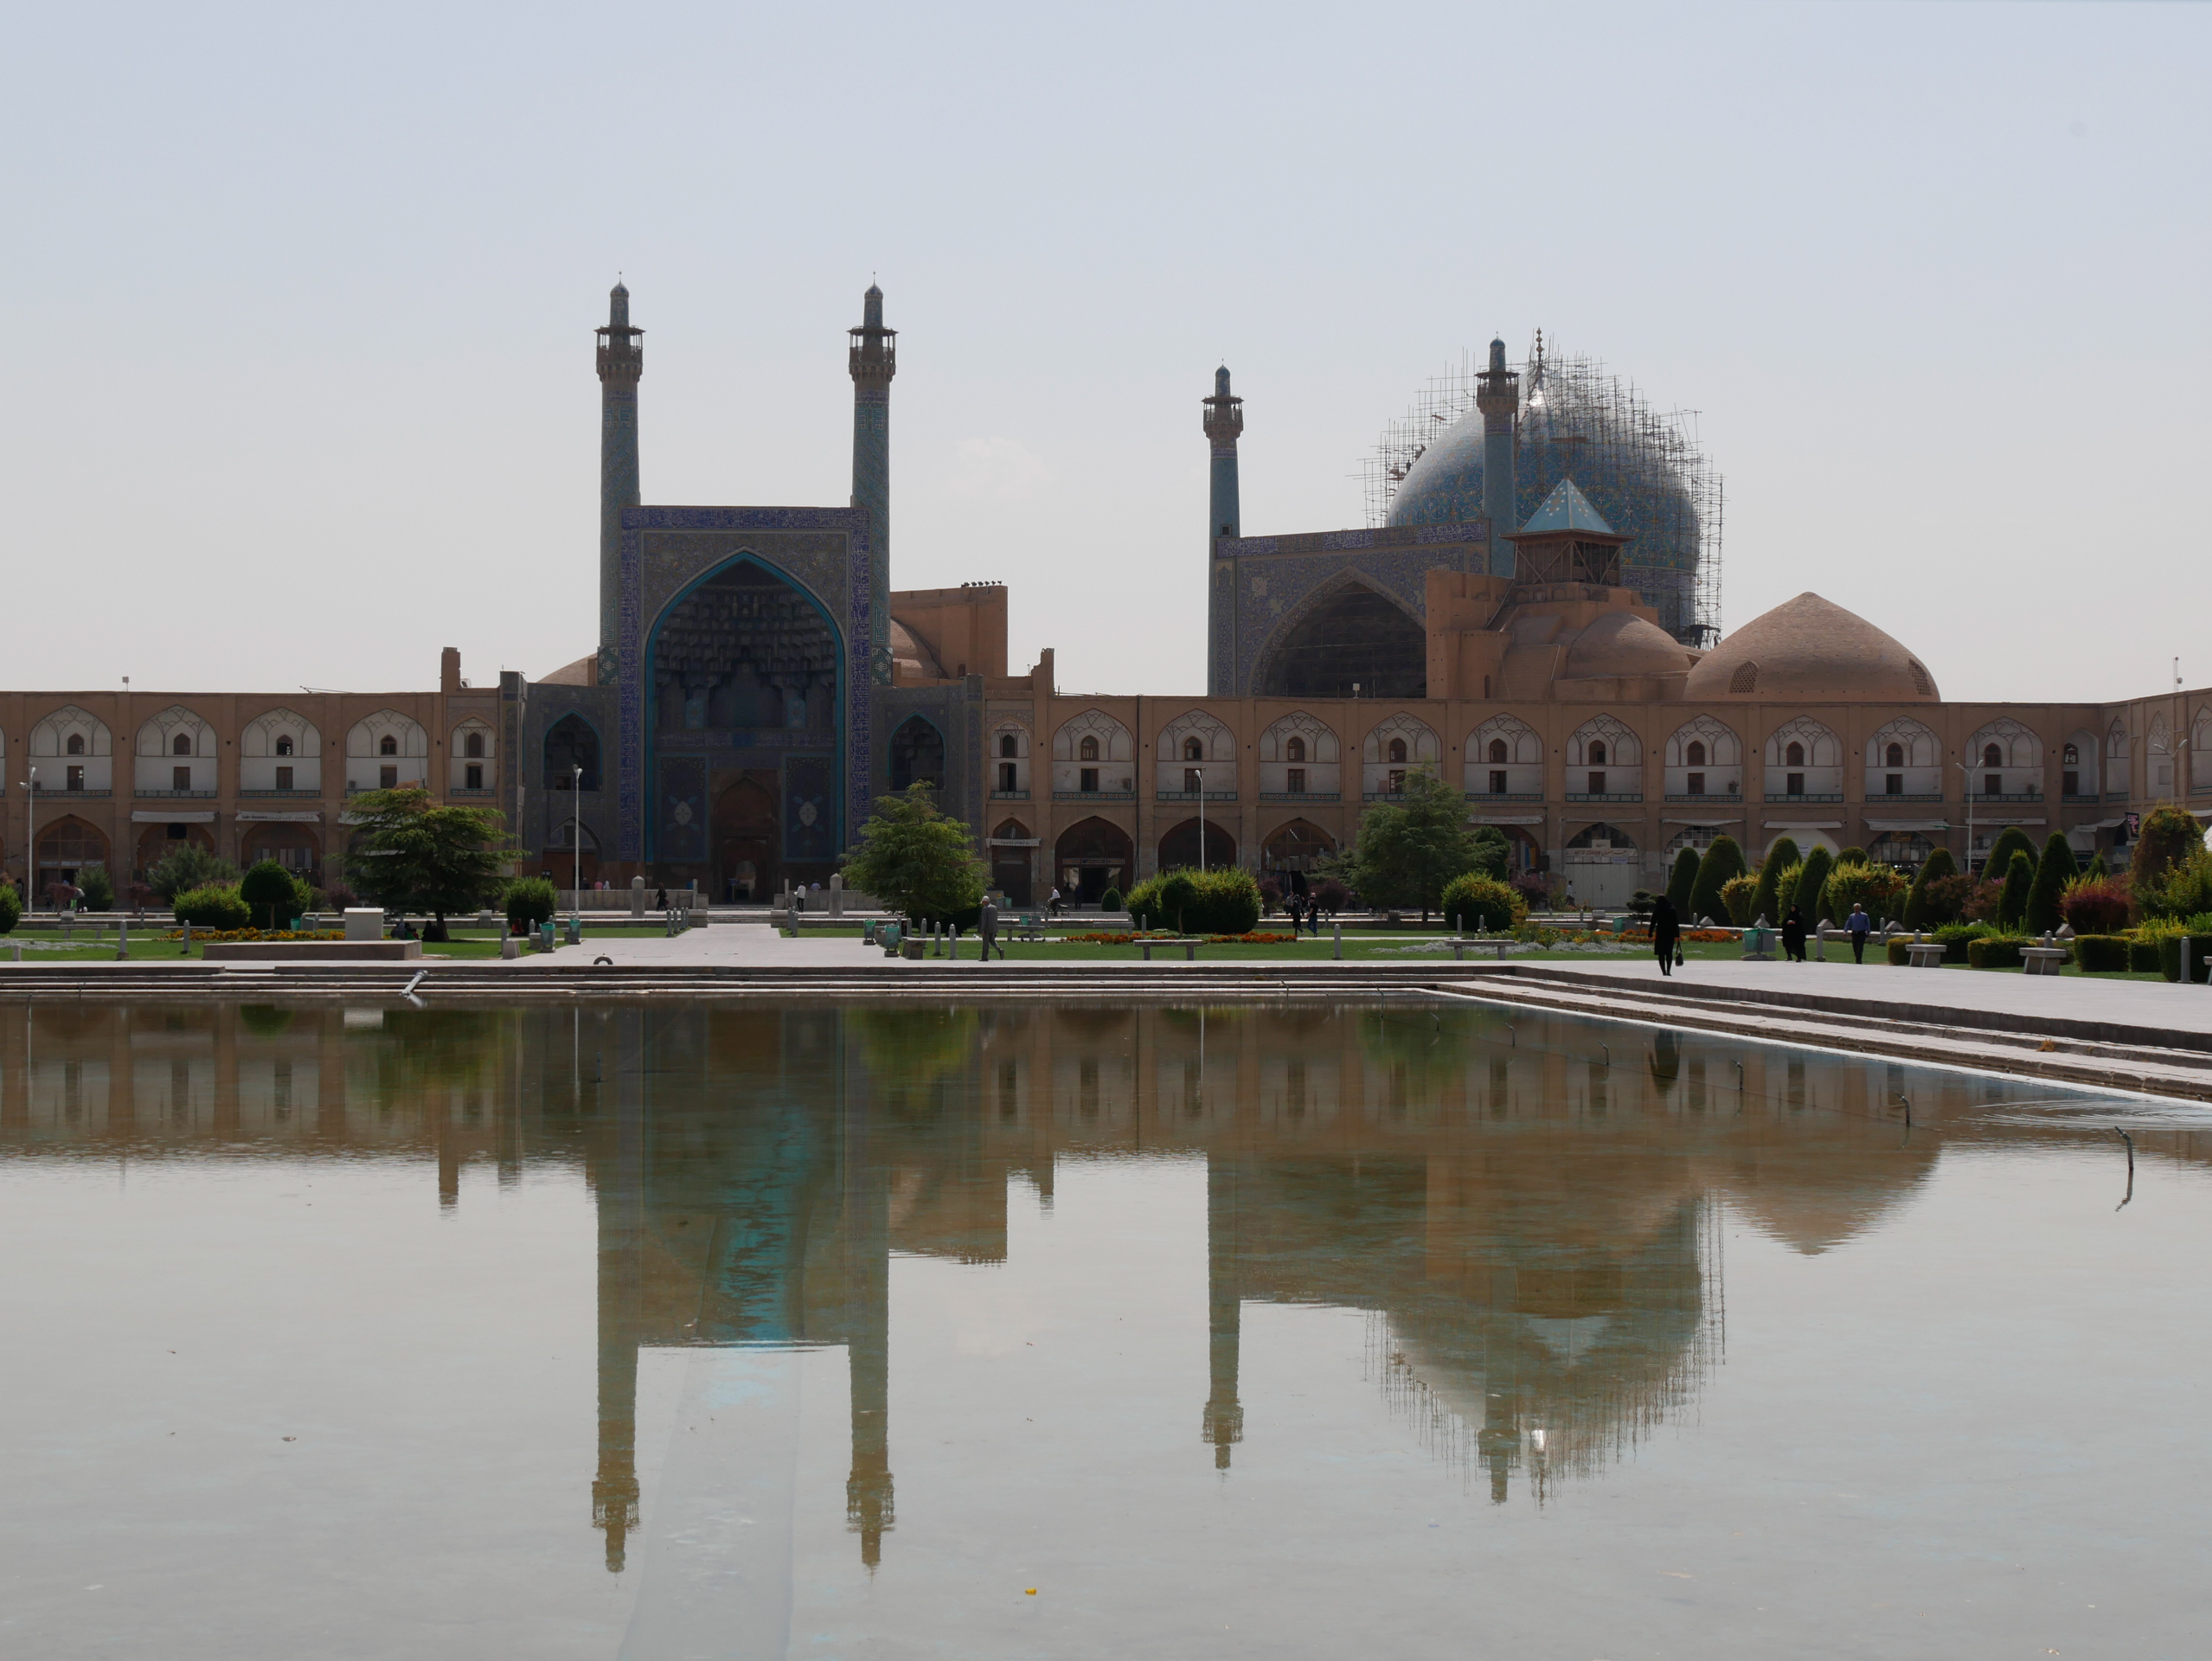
(1195, 768), (1206, 874)
(572, 764), (583, 923)
(16, 767), (34, 907)
(1956, 760), (1975, 875)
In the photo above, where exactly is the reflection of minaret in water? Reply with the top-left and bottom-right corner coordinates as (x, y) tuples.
(592, 1012), (645, 1570)
(844, 1088), (894, 1565)
(1201, 1157), (1244, 1469)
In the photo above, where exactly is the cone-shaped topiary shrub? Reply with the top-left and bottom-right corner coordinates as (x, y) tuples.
(1665, 847), (1700, 914)
(1902, 846), (1958, 927)
(1748, 837), (1801, 927)
(1997, 849), (2035, 930)
(1980, 827), (2036, 891)
(1792, 846), (1835, 924)
(1689, 835), (1747, 925)
(2024, 832), (2078, 935)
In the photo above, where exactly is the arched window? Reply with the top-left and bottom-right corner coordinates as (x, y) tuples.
(66, 734), (84, 756)
(1288, 735), (1307, 763)
(171, 734), (191, 755)
(1080, 735), (1100, 761)
(275, 735), (293, 757)
(1982, 743), (2002, 767)
(999, 734), (1017, 758)
(1686, 741), (1706, 767)
(1487, 738), (1508, 764)
(1886, 742), (1904, 767)
(1785, 741), (1805, 766)
(1588, 741), (1607, 766)
(2062, 742), (2079, 765)
(380, 734), (399, 756)
(1183, 736), (1203, 761)
(464, 732), (484, 758)
(1388, 737), (1407, 764)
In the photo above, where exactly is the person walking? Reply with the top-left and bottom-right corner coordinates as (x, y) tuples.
(1781, 904), (1807, 965)
(1651, 894), (1681, 978)
(978, 895), (1002, 961)
(1286, 893), (1303, 936)
(1847, 903), (1871, 965)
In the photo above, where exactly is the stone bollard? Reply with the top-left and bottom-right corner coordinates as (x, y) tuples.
(115, 916), (129, 962)
(829, 872), (845, 920)
(631, 875), (646, 920)
(1332, 920), (1343, 962)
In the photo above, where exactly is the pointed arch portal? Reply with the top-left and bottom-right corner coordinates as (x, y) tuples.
(1256, 584), (1427, 699)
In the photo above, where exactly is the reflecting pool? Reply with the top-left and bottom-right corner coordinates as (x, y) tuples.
(2, 999), (2209, 1658)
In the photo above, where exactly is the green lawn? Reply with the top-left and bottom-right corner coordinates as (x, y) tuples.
(0, 925), (674, 963)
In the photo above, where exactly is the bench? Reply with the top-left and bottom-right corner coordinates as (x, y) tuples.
(2021, 946), (2068, 977)
(1452, 940), (1513, 961)
(1008, 913), (1048, 943)
(1138, 941), (1202, 961)
(1904, 940), (1947, 968)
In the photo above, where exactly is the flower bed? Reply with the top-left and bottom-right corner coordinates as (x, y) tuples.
(163, 928), (346, 943)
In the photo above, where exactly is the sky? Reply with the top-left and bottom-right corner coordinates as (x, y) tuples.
(3, 2), (2206, 706)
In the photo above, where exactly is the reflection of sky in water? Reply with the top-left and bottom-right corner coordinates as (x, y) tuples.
(2, 999), (2209, 1658)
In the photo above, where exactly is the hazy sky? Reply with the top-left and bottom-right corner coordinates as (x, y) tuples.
(4, 3), (2205, 706)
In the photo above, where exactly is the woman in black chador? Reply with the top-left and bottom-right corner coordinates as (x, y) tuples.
(1781, 904), (1808, 964)
(1651, 895), (1681, 977)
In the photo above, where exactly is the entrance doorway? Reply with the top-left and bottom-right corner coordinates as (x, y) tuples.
(1157, 818), (1237, 872)
(991, 819), (1035, 906)
(714, 778), (779, 904)
(1054, 817), (1133, 906)
(37, 818), (109, 902)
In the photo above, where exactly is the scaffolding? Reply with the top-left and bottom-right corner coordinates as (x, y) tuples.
(1362, 335), (1725, 647)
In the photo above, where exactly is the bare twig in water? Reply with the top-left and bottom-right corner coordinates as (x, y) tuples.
(2114, 1126), (2135, 1211)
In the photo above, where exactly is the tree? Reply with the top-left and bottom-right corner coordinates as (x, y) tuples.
(1901, 845), (1957, 928)
(1793, 845), (1836, 924)
(240, 859), (300, 930)
(1689, 835), (1747, 925)
(2024, 832), (2077, 935)
(173, 885), (252, 929)
(1997, 849), (2035, 930)
(1979, 826), (2036, 889)
(343, 786), (513, 941)
(2130, 803), (2203, 897)
(1664, 848), (1700, 914)
(147, 843), (239, 902)
(1748, 837), (1801, 927)
(77, 864), (115, 911)
(0, 882), (19, 935)
(1835, 846), (1868, 866)
(505, 876), (558, 929)
(837, 782), (986, 926)
(1349, 768), (1481, 920)
(1824, 860), (1910, 925)
(1719, 873), (1760, 926)
(1470, 825), (1511, 881)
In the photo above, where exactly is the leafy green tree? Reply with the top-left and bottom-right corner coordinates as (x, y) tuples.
(1719, 873), (1759, 926)
(77, 864), (115, 911)
(505, 876), (558, 929)
(1824, 861), (1910, 926)
(1470, 825), (1511, 881)
(1901, 845), (1958, 928)
(1997, 849), (2035, 930)
(838, 782), (986, 927)
(1980, 826), (2036, 889)
(1348, 768), (1481, 920)
(240, 859), (300, 930)
(1664, 847), (1700, 914)
(0, 882), (19, 935)
(1748, 837), (1801, 927)
(2130, 803), (2204, 898)
(1689, 835), (1747, 925)
(1792, 846), (1835, 924)
(2024, 832), (2077, 934)
(343, 787), (513, 940)
(1835, 846), (1868, 866)
(147, 843), (240, 902)
(1187, 869), (1261, 934)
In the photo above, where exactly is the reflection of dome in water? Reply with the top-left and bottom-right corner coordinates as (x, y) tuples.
(1683, 592), (1939, 703)
(1382, 344), (1713, 644)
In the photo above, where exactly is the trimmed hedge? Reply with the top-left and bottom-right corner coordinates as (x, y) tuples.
(2130, 939), (2163, 974)
(1885, 938), (1913, 966)
(2072, 934), (2132, 974)
(172, 885), (253, 930)
(1099, 886), (1123, 912)
(505, 876), (558, 928)
(1441, 871), (1529, 933)
(1967, 935), (2036, 970)
(1127, 868), (1259, 934)
(2158, 934), (2212, 984)
(1933, 922), (1992, 963)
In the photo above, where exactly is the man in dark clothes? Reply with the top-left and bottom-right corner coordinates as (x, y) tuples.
(978, 896), (1002, 961)
(1651, 895), (1680, 977)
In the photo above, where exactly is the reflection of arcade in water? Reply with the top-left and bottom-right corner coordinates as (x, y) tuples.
(3, 999), (2104, 1566)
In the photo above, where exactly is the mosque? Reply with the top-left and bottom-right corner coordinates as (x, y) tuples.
(1, 281), (2206, 907)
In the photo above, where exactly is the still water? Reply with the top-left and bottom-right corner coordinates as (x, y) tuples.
(1, 998), (2207, 1659)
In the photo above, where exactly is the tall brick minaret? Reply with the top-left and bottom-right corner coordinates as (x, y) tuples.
(1475, 336), (1519, 579)
(849, 284), (896, 685)
(596, 282), (644, 678)
(1202, 366), (1245, 696)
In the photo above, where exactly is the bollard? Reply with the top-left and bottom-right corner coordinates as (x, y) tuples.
(2183, 938), (2193, 986)
(949, 927), (960, 961)
(182, 920), (192, 955)
(1332, 920), (1343, 961)
(1183, 941), (1197, 962)
(1452, 940), (1465, 962)
(1140, 941), (1152, 962)
(115, 916), (129, 962)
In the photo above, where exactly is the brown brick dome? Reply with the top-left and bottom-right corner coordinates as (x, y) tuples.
(1683, 592), (1939, 702)
(1564, 611), (1695, 679)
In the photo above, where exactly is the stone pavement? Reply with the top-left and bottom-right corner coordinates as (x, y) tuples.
(511, 921), (928, 970)
(1545, 953), (2212, 1040)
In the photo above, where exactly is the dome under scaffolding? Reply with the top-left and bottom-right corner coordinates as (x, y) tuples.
(1366, 336), (1724, 647)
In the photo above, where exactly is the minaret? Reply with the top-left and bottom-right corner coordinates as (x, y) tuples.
(849, 284), (896, 686)
(1474, 337), (1518, 580)
(1202, 366), (1245, 696)
(1200, 1156), (1244, 1469)
(596, 282), (644, 677)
